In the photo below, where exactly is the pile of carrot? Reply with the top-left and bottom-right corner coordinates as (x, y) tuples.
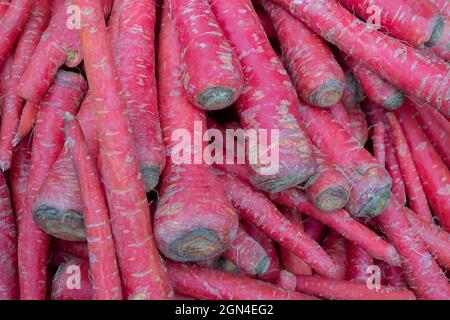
(0, 0), (448, 301)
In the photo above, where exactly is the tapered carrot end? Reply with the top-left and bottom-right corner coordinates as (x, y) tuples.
(196, 87), (237, 111)
(310, 80), (344, 108)
(140, 163), (163, 192)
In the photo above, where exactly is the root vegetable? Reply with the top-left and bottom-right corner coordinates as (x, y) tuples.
(51, 258), (93, 300)
(345, 241), (374, 283)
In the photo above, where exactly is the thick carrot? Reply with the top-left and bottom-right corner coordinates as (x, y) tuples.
(0, 0), (11, 19)
(168, 0), (243, 110)
(276, 270), (297, 291)
(167, 261), (314, 300)
(372, 122), (386, 166)
(211, 0), (316, 193)
(386, 112), (433, 223)
(272, 188), (402, 267)
(18, 71), (87, 300)
(155, 6), (238, 263)
(296, 275), (415, 300)
(272, 0), (450, 117)
(0, 54), (13, 97)
(329, 102), (360, 144)
(109, 0), (165, 192)
(261, 0), (345, 107)
(0, 0), (50, 171)
(17, 0), (113, 103)
(53, 240), (88, 261)
(0, 0), (35, 68)
(216, 170), (339, 279)
(12, 101), (38, 147)
(10, 139), (31, 224)
(0, 172), (18, 300)
(75, 0), (172, 299)
(395, 103), (450, 231)
(377, 196), (450, 299)
(223, 225), (270, 276)
(344, 56), (404, 110)
(64, 114), (122, 300)
(323, 232), (347, 280)
(51, 258), (94, 301)
(346, 241), (374, 283)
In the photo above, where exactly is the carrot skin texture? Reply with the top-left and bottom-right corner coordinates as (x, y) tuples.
(0, 172), (18, 300)
(296, 275), (415, 300)
(109, 0), (165, 192)
(303, 217), (326, 243)
(0, 0), (35, 68)
(167, 261), (314, 300)
(276, 270), (297, 291)
(323, 232), (347, 280)
(378, 196), (450, 300)
(13, 101), (38, 147)
(395, 103), (450, 231)
(169, 0), (243, 111)
(372, 122), (386, 166)
(329, 102), (360, 144)
(346, 241), (374, 283)
(217, 170), (339, 279)
(155, 7), (238, 263)
(18, 71), (87, 300)
(53, 240), (88, 261)
(380, 263), (408, 288)
(51, 258), (94, 300)
(272, 0), (450, 117)
(17, 0), (113, 103)
(10, 140), (31, 224)
(211, 0), (316, 193)
(261, 0), (345, 107)
(386, 112), (433, 223)
(65, 114), (122, 300)
(75, 0), (172, 300)
(430, 0), (450, 17)
(0, 1), (11, 19)
(0, 1), (50, 171)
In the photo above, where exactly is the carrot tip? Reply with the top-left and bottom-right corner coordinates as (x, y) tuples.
(169, 228), (224, 262)
(311, 80), (344, 107)
(33, 205), (86, 241)
(140, 163), (163, 193)
(196, 86), (237, 111)
(383, 92), (405, 110)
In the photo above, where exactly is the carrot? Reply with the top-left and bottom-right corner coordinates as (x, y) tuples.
(272, 0), (450, 117)
(18, 71), (87, 300)
(0, 0), (11, 19)
(261, 0), (345, 107)
(430, 0), (450, 17)
(329, 102), (359, 143)
(155, 6), (238, 263)
(303, 217), (326, 243)
(322, 232), (347, 280)
(168, 0), (243, 110)
(296, 102), (391, 218)
(344, 56), (404, 110)
(10, 139), (30, 224)
(0, 54), (13, 98)
(75, 0), (172, 299)
(272, 188), (402, 267)
(53, 240), (89, 262)
(395, 102), (450, 231)
(276, 270), (297, 291)
(167, 261), (314, 300)
(386, 112), (433, 223)
(426, 17), (450, 61)
(363, 100), (407, 205)
(411, 100), (450, 168)
(0, 172), (18, 300)
(223, 225), (270, 276)
(17, 0), (113, 103)
(108, 0), (165, 192)
(345, 241), (374, 283)
(372, 122), (386, 166)
(379, 262), (408, 288)
(12, 101), (38, 147)
(51, 258), (94, 301)
(377, 196), (450, 300)
(211, 0), (316, 193)
(0, 0), (35, 68)
(255, 7), (278, 44)
(295, 275), (415, 300)
(216, 170), (339, 279)
(0, 0), (50, 171)
(64, 114), (122, 300)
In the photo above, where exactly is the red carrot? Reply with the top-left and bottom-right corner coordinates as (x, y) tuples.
(0, 172), (18, 300)
(395, 102), (450, 231)
(0, 0), (50, 171)
(155, 7), (238, 263)
(53, 240), (89, 262)
(216, 170), (339, 279)
(167, 261), (314, 300)
(75, 0), (172, 299)
(303, 217), (326, 243)
(386, 112), (433, 222)
(109, 0), (165, 192)
(0, 1), (11, 19)
(377, 196), (450, 300)
(10, 140), (31, 224)
(0, 0), (35, 68)
(12, 101), (38, 147)
(276, 270), (297, 291)
(323, 232), (347, 280)
(372, 122), (386, 166)
(379, 263), (408, 288)
(49, 250), (82, 268)
(51, 258), (94, 301)
(18, 71), (87, 300)
(223, 225), (269, 276)
(17, 0), (113, 103)
(272, 188), (402, 267)
(430, 0), (450, 17)
(345, 56), (404, 110)
(255, 7), (278, 44)
(261, 0), (345, 107)
(295, 275), (415, 300)
(168, 0), (243, 110)
(272, 0), (450, 117)
(211, 0), (316, 193)
(346, 241), (374, 283)
(329, 102), (358, 142)
(65, 114), (122, 300)
(426, 17), (450, 61)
